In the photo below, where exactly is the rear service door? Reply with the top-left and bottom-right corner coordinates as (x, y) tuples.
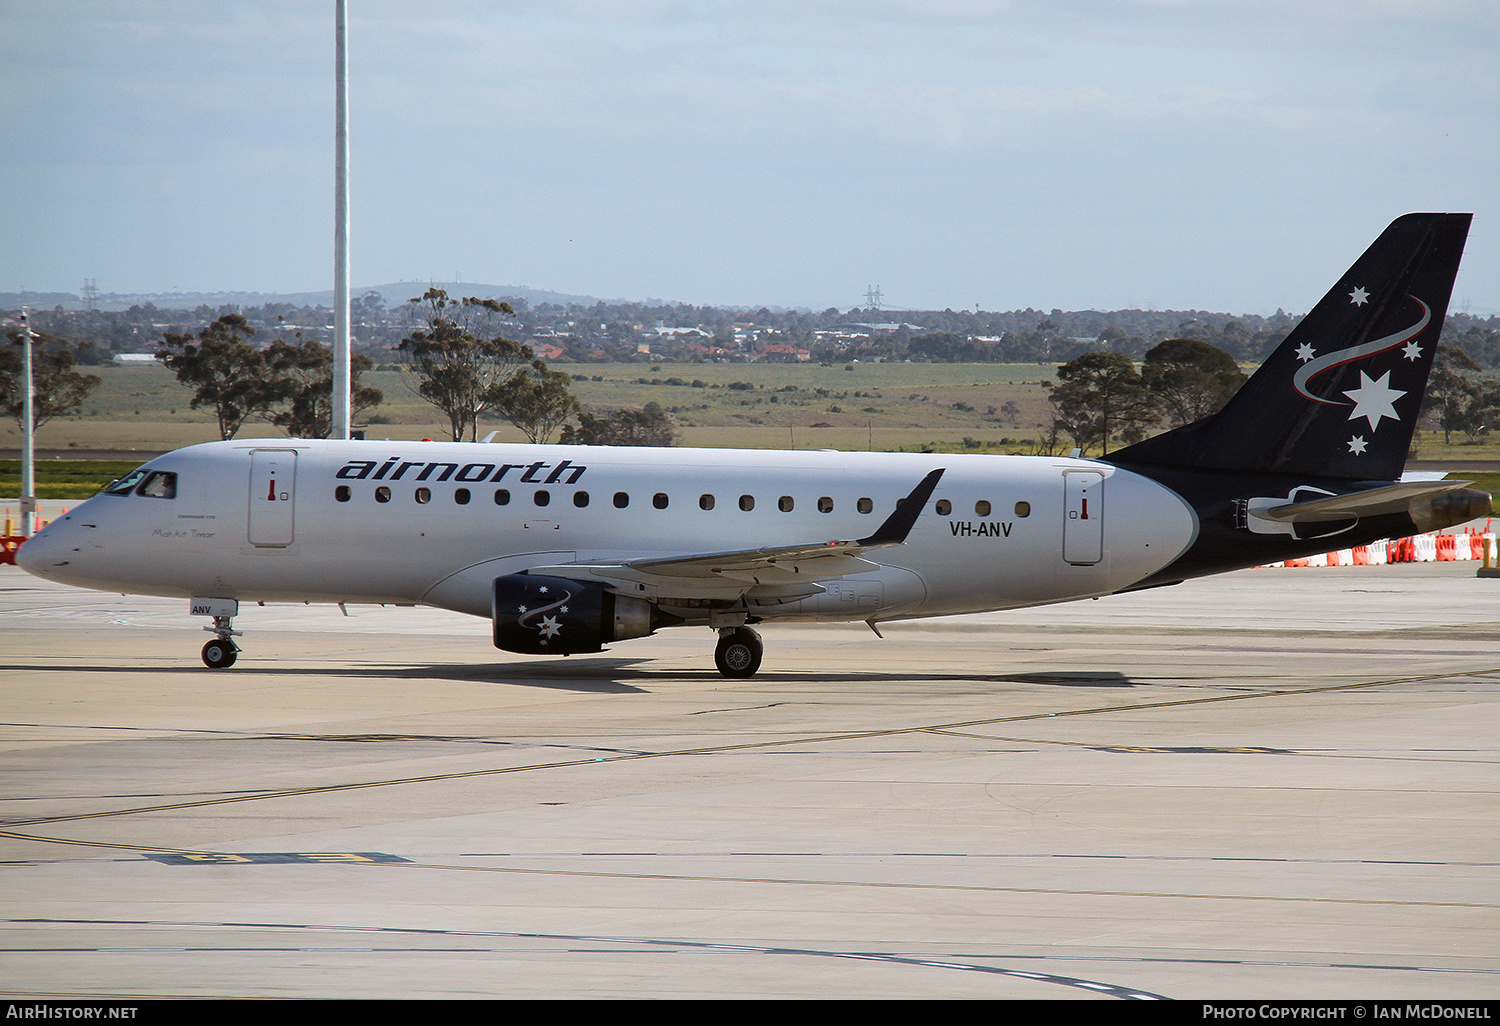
(248, 449), (297, 547)
(1062, 470), (1103, 565)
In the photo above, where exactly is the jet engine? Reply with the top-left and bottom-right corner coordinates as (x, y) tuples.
(491, 573), (671, 655)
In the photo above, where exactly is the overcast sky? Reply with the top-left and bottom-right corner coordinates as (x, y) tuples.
(2, 1), (1496, 315)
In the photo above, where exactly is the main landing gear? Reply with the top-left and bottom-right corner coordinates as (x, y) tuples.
(202, 615), (240, 669)
(714, 627), (763, 679)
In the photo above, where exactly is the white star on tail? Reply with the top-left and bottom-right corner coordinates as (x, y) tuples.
(1348, 436), (1368, 455)
(1349, 286), (1369, 306)
(1343, 370), (1406, 431)
(1402, 339), (1422, 361)
(1295, 343), (1316, 362)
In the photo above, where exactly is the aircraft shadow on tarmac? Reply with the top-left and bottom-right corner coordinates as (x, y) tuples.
(0, 660), (1137, 691)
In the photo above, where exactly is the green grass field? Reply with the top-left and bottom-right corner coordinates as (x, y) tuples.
(0, 362), (1062, 454)
(4, 361), (1500, 463)
(1, 460), (140, 499)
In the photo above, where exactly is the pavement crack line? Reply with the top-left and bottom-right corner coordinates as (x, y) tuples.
(1, 666), (1491, 854)
(0, 918), (1168, 999)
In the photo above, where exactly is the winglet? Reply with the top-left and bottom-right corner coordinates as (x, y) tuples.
(858, 468), (944, 547)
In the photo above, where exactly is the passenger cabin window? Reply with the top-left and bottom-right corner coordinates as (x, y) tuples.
(857, 497), (873, 514)
(778, 496), (794, 512)
(455, 488), (470, 504)
(935, 499), (952, 516)
(975, 500), (991, 517)
(614, 492), (630, 508)
(699, 494), (715, 511)
(494, 488), (511, 505)
(574, 491), (589, 508)
(375, 486), (391, 503)
(817, 497), (833, 513)
(335, 485), (351, 502)
(534, 490), (551, 507)
(136, 472), (177, 499)
(415, 487), (431, 504)
(739, 495), (755, 511)
(1014, 501), (1031, 517)
(653, 492), (669, 510)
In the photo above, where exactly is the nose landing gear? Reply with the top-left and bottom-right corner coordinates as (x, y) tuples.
(201, 613), (240, 669)
(714, 627), (763, 678)
(202, 633), (238, 669)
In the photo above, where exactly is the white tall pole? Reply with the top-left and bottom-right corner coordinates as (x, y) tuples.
(331, 0), (352, 439)
(18, 308), (35, 536)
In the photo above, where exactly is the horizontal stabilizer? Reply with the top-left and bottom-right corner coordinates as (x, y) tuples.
(1261, 480), (1472, 522)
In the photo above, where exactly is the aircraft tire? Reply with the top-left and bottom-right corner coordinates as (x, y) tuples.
(714, 628), (762, 679)
(202, 639), (237, 669)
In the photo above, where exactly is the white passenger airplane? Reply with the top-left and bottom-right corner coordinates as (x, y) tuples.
(16, 213), (1488, 676)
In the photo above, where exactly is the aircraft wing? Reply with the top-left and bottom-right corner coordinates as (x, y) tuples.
(526, 468), (944, 601)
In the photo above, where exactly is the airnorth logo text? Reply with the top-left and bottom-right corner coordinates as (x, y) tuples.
(335, 458), (587, 485)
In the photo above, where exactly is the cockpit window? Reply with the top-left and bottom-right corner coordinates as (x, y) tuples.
(135, 471), (177, 499)
(102, 469), (147, 495)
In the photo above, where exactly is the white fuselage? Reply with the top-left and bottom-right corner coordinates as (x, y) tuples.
(19, 439), (1199, 626)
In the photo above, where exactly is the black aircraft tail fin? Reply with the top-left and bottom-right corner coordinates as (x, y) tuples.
(1108, 213), (1472, 481)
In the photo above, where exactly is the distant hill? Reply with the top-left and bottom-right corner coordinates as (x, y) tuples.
(0, 281), (609, 313)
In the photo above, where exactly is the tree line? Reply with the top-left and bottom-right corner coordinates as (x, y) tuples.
(17, 293), (1500, 373)
(5, 308), (1496, 452)
(1, 290), (673, 447)
(1041, 339), (1247, 456)
(389, 288), (670, 445)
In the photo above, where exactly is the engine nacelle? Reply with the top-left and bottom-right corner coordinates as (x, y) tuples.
(492, 573), (663, 655)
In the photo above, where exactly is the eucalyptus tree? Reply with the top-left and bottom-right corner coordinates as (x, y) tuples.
(0, 330), (102, 431)
(1045, 351), (1161, 455)
(397, 288), (532, 442)
(156, 314), (275, 440)
(491, 359), (582, 444)
(264, 336), (383, 438)
(1141, 337), (1247, 428)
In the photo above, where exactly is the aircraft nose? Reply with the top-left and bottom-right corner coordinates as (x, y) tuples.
(14, 519), (69, 577)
